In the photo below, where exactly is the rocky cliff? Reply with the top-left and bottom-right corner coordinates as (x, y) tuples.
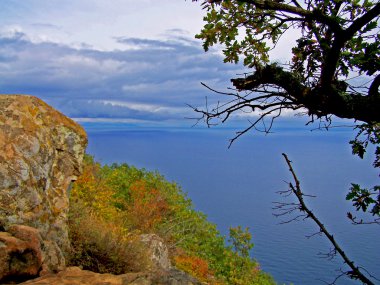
(0, 95), (200, 285)
(0, 95), (87, 281)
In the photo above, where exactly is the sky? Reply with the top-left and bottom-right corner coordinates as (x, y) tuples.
(0, 0), (299, 129)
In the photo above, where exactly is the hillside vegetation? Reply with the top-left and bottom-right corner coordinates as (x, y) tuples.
(68, 155), (276, 285)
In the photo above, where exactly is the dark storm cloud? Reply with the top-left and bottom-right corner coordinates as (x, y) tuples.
(0, 31), (244, 125)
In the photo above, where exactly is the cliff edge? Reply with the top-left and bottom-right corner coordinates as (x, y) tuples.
(0, 95), (87, 281)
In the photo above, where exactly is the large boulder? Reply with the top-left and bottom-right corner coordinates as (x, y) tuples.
(0, 225), (43, 283)
(0, 95), (87, 280)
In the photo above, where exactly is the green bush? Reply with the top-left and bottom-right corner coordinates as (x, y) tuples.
(68, 155), (276, 284)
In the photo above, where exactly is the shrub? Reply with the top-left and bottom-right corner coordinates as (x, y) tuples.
(126, 180), (170, 232)
(174, 253), (222, 284)
(68, 199), (149, 274)
(69, 155), (276, 284)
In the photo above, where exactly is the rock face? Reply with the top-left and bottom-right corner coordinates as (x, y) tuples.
(140, 234), (171, 272)
(0, 95), (87, 280)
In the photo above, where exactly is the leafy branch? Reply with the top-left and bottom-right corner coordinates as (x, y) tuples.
(192, 0), (380, 129)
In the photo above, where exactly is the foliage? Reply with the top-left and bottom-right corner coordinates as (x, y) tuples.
(70, 155), (120, 220)
(174, 253), (218, 283)
(347, 184), (379, 214)
(347, 123), (380, 223)
(228, 226), (253, 259)
(350, 124), (380, 168)
(69, 155), (276, 285)
(68, 155), (149, 273)
(126, 180), (170, 232)
(194, 0), (379, 86)
(222, 226), (268, 285)
(346, 184), (380, 224)
(68, 200), (147, 274)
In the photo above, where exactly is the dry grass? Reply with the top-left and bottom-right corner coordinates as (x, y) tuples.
(68, 200), (151, 274)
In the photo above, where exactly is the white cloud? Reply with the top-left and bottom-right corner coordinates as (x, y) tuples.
(100, 100), (187, 115)
(121, 79), (204, 93)
(56, 55), (125, 73)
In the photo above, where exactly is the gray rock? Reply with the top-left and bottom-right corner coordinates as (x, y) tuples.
(140, 234), (171, 271)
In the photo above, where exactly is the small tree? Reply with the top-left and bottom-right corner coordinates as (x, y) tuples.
(191, 0), (379, 283)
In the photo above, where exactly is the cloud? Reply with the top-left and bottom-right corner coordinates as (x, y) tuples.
(31, 23), (62, 30)
(0, 29), (245, 127)
(0, 0), (317, 132)
(0, 0), (207, 51)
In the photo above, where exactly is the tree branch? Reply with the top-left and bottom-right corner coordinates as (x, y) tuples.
(235, 0), (344, 33)
(232, 64), (310, 102)
(320, 3), (380, 87)
(281, 153), (375, 285)
(231, 64), (380, 123)
(345, 2), (380, 40)
(369, 74), (380, 98)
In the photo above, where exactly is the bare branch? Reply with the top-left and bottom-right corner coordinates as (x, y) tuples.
(279, 153), (376, 285)
(347, 212), (380, 225)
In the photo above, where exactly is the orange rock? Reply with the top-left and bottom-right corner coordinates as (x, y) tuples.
(0, 226), (43, 282)
(18, 267), (201, 285)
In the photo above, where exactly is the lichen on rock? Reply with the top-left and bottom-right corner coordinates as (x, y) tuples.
(140, 234), (171, 272)
(0, 94), (87, 281)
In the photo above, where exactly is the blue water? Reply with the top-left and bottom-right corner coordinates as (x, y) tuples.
(82, 125), (379, 285)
